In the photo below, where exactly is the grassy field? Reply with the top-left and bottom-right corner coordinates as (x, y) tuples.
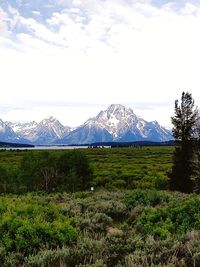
(0, 146), (174, 190)
(87, 146), (173, 189)
(3, 146), (198, 267)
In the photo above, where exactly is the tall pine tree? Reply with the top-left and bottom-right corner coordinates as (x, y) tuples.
(169, 92), (198, 193)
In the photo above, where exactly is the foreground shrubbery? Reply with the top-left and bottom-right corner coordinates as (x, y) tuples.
(0, 190), (200, 266)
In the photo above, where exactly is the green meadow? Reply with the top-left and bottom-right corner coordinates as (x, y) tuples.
(1, 147), (200, 267)
(0, 146), (173, 191)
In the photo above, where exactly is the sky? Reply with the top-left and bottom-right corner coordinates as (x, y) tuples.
(1, 0), (200, 128)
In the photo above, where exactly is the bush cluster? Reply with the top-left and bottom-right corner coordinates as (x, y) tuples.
(0, 190), (200, 266)
(0, 151), (92, 193)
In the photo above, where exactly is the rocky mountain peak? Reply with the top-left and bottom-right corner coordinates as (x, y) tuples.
(3, 117), (71, 144)
(40, 116), (58, 125)
(98, 104), (136, 120)
(0, 120), (5, 133)
(107, 104), (126, 114)
(0, 118), (23, 142)
(151, 120), (159, 125)
(88, 104), (138, 138)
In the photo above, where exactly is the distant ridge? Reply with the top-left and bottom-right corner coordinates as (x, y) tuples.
(0, 141), (34, 148)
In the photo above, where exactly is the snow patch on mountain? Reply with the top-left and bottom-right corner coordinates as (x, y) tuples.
(6, 121), (38, 136)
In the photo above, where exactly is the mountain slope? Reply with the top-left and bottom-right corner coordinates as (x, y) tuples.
(7, 117), (71, 145)
(59, 124), (113, 144)
(59, 104), (172, 144)
(6, 121), (38, 139)
(0, 119), (28, 143)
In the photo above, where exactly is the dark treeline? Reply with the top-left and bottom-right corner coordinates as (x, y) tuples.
(0, 151), (92, 194)
(0, 141), (34, 148)
(84, 140), (175, 147)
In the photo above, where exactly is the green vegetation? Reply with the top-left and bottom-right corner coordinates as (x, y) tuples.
(1, 146), (200, 266)
(0, 146), (173, 193)
(170, 91), (200, 193)
(89, 146), (173, 190)
(0, 190), (200, 266)
(0, 150), (92, 193)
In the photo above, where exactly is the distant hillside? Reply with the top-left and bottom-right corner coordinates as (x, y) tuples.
(0, 141), (34, 148)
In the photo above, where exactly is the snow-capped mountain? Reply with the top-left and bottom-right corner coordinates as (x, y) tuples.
(0, 119), (27, 143)
(59, 104), (172, 144)
(6, 121), (38, 138)
(6, 117), (71, 145)
(1, 104), (172, 145)
(32, 116), (71, 144)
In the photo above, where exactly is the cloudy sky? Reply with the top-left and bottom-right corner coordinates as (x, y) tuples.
(0, 0), (200, 127)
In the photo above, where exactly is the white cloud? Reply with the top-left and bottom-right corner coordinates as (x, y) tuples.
(32, 10), (41, 16)
(1, 1), (200, 127)
(0, 7), (10, 37)
(19, 17), (68, 47)
(180, 2), (200, 15)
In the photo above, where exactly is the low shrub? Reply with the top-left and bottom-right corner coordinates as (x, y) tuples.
(124, 189), (171, 208)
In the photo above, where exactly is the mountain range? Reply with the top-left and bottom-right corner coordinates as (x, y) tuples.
(0, 104), (172, 145)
